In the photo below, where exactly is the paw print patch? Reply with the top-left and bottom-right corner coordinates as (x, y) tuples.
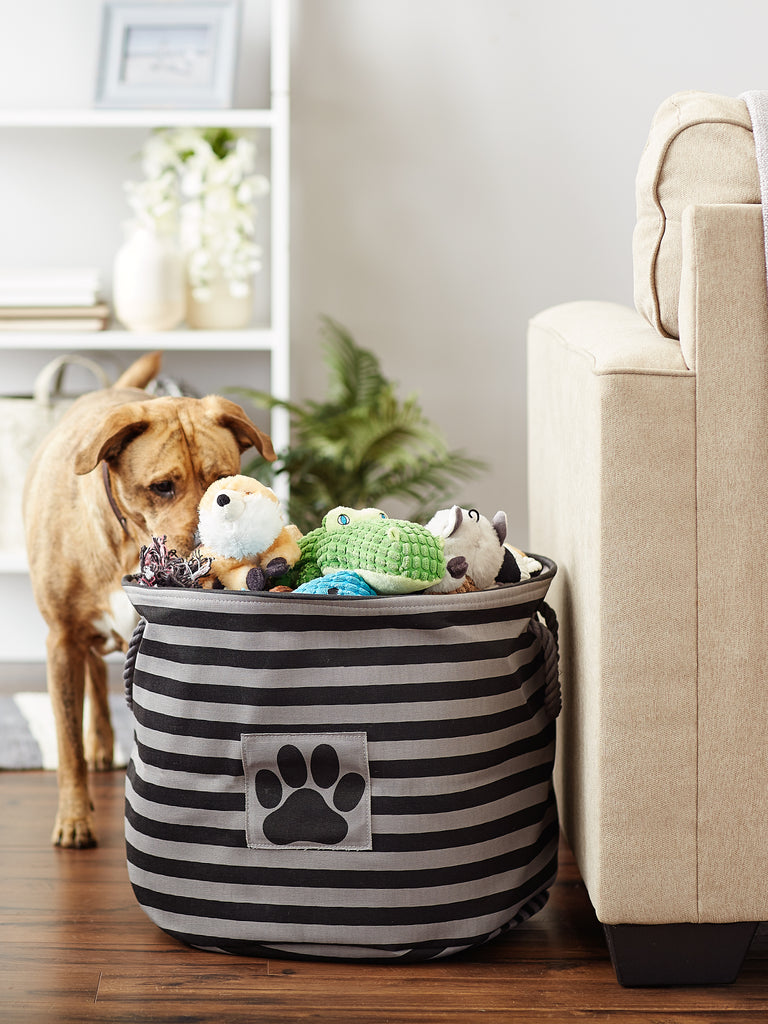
(242, 733), (372, 851)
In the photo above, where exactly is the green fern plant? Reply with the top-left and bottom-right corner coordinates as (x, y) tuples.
(231, 317), (486, 532)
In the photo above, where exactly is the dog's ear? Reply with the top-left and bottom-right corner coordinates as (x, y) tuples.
(73, 404), (151, 475)
(203, 396), (277, 462)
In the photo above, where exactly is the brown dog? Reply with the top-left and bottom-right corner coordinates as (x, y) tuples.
(24, 352), (275, 848)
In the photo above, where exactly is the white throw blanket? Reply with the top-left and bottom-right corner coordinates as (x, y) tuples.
(0, 692), (132, 770)
(741, 90), (768, 287)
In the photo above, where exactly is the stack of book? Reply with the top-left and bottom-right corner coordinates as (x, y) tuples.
(0, 268), (110, 332)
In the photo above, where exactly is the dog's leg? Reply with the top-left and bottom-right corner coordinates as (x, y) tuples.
(46, 634), (97, 848)
(85, 650), (114, 772)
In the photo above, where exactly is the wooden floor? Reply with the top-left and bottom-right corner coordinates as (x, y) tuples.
(1, 771), (766, 1023)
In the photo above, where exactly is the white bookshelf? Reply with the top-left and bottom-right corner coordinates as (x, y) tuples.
(0, 108), (277, 128)
(0, 0), (290, 440)
(0, 327), (279, 352)
(3, 552), (31, 575)
(0, 0), (291, 636)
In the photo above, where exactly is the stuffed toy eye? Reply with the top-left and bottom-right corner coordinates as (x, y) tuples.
(337, 513), (351, 525)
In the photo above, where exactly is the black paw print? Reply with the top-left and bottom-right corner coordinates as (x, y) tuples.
(254, 743), (366, 846)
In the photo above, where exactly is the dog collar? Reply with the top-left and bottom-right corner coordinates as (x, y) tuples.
(101, 461), (130, 536)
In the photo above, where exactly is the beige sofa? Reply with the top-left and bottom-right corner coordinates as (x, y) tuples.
(527, 91), (768, 986)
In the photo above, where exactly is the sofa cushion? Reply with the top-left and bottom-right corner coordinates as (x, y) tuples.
(633, 91), (759, 339)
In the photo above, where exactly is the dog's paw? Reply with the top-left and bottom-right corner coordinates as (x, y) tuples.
(52, 790), (98, 848)
(86, 725), (114, 773)
(52, 812), (98, 849)
(86, 748), (114, 773)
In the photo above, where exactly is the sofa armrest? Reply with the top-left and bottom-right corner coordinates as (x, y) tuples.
(677, 202), (768, 923)
(529, 250), (768, 925)
(528, 300), (689, 376)
(528, 300), (699, 923)
(678, 203), (768, 371)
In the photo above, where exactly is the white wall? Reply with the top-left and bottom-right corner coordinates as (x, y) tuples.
(289, 0), (768, 541)
(2, 0), (768, 660)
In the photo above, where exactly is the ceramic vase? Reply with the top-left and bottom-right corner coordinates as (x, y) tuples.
(185, 274), (253, 330)
(113, 225), (185, 332)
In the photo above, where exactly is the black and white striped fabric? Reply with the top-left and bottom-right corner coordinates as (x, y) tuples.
(122, 558), (560, 962)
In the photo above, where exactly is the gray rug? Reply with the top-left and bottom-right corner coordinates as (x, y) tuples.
(0, 692), (134, 770)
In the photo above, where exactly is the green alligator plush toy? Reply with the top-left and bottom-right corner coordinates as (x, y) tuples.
(283, 506), (449, 594)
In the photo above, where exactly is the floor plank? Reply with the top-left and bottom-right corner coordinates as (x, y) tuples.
(0, 769), (766, 1023)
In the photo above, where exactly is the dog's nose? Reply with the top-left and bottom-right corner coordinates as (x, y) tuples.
(217, 493), (231, 507)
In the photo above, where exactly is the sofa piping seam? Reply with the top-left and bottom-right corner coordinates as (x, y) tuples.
(647, 113), (754, 339)
(692, 209), (701, 924)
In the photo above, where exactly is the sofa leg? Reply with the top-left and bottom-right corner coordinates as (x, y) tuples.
(603, 922), (758, 987)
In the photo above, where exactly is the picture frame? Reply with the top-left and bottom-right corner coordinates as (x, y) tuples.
(95, 1), (241, 109)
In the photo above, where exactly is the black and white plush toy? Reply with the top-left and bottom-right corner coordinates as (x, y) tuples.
(424, 506), (542, 593)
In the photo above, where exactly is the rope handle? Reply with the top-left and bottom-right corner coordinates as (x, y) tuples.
(124, 617), (147, 710)
(529, 600), (561, 721)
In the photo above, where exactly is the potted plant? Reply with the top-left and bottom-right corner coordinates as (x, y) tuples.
(231, 317), (486, 532)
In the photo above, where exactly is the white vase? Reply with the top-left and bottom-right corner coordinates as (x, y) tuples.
(113, 225), (185, 332)
(185, 275), (253, 330)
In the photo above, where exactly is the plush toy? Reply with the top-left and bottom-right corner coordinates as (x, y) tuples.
(196, 475), (301, 591)
(293, 570), (378, 597)
(424, 506), (504, 592)
(282, 506), (448, 594)
(424, 506), (541, 593)
(327, 506), (390, 528)
(502, 545), (543, 583)
(282, 506), (388, 588)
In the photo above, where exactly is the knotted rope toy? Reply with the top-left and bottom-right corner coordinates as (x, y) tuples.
(134, 535), (212, 588)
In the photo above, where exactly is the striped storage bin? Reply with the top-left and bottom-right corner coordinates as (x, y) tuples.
(122, 557), (560, 962)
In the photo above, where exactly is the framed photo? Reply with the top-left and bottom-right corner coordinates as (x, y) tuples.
(95, 1), (241, 109)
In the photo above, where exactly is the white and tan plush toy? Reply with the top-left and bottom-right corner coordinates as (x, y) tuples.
(424, 506), (542, 593)
(196, 475), (301, 591)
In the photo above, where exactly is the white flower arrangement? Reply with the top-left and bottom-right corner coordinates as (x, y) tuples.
(124, 127), (269, 302)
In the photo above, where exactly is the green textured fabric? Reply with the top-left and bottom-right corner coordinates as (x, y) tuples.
(284, 516), (446, 594)
(286, 526), (325, 587)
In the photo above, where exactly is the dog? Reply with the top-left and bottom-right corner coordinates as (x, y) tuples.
(23, 352), (275, 848)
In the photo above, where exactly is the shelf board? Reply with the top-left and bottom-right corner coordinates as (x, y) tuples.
(0, 551), (28, 574)
(0, 326), (278, 351)
(0, 108), (276, 128)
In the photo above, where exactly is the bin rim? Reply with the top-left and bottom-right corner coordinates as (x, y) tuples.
(122, 554), (556, 606)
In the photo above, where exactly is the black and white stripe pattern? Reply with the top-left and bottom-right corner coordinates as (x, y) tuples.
(123, 559), (559, 961)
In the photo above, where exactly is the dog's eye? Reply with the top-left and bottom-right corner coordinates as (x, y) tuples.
(150, 480), (175, 498)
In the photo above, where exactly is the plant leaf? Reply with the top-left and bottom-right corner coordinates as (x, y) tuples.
(231, 317), (487, 532)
